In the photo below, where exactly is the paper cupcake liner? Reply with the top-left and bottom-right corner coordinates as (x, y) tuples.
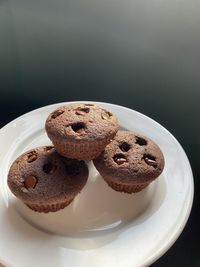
(25, 198), (73, 213)
(105, 179), (150, 194)
(51, 137), (113, 160)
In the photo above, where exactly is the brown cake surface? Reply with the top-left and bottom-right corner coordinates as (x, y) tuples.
(93, 130), (165, 192)
(45, 103), (119, 160)
(7, 146), (88, 212)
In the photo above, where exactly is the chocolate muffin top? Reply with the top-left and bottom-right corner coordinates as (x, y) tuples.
(93, 130), (165, 184)
(45, 103), (119, 143)
(7, 146), (88, 204)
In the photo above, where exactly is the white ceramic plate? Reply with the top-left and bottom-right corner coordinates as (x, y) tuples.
(0, 102), (194, 267)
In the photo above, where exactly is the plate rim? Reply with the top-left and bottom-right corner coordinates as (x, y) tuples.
(0, 101), (194, 267)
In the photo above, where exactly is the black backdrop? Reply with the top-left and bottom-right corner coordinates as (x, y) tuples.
(0, 0), (200, 266)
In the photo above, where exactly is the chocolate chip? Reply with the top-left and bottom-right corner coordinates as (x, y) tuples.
(51, 109), (64, 119)
(24, 175), (37, 189)
(101, 110), (113, 120)
(143, 154), (157, 167)
(43, 162), (55, 174)
(101, 114), (109, 120)
(27, 152), (37, 163)
(76, 111), (85, 115)
(113, 154), (127, 165)
(44, 146), (54, 152)
(135, 136), (147, 146)
(71, 122), (86, 134)
(119, 142), (131, 152)
(75, 107), (90, 115)
(116, 158), (127, 165)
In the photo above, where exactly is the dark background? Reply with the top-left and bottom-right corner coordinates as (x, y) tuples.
(0, 0), (199, 266)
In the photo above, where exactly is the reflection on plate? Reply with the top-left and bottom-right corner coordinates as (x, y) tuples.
(0, 102), (193, 267)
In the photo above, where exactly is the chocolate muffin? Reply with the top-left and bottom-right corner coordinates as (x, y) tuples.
(45, 103), (119, 160)
(7, 146), (89, 212)
(93, 130), (165, 193)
